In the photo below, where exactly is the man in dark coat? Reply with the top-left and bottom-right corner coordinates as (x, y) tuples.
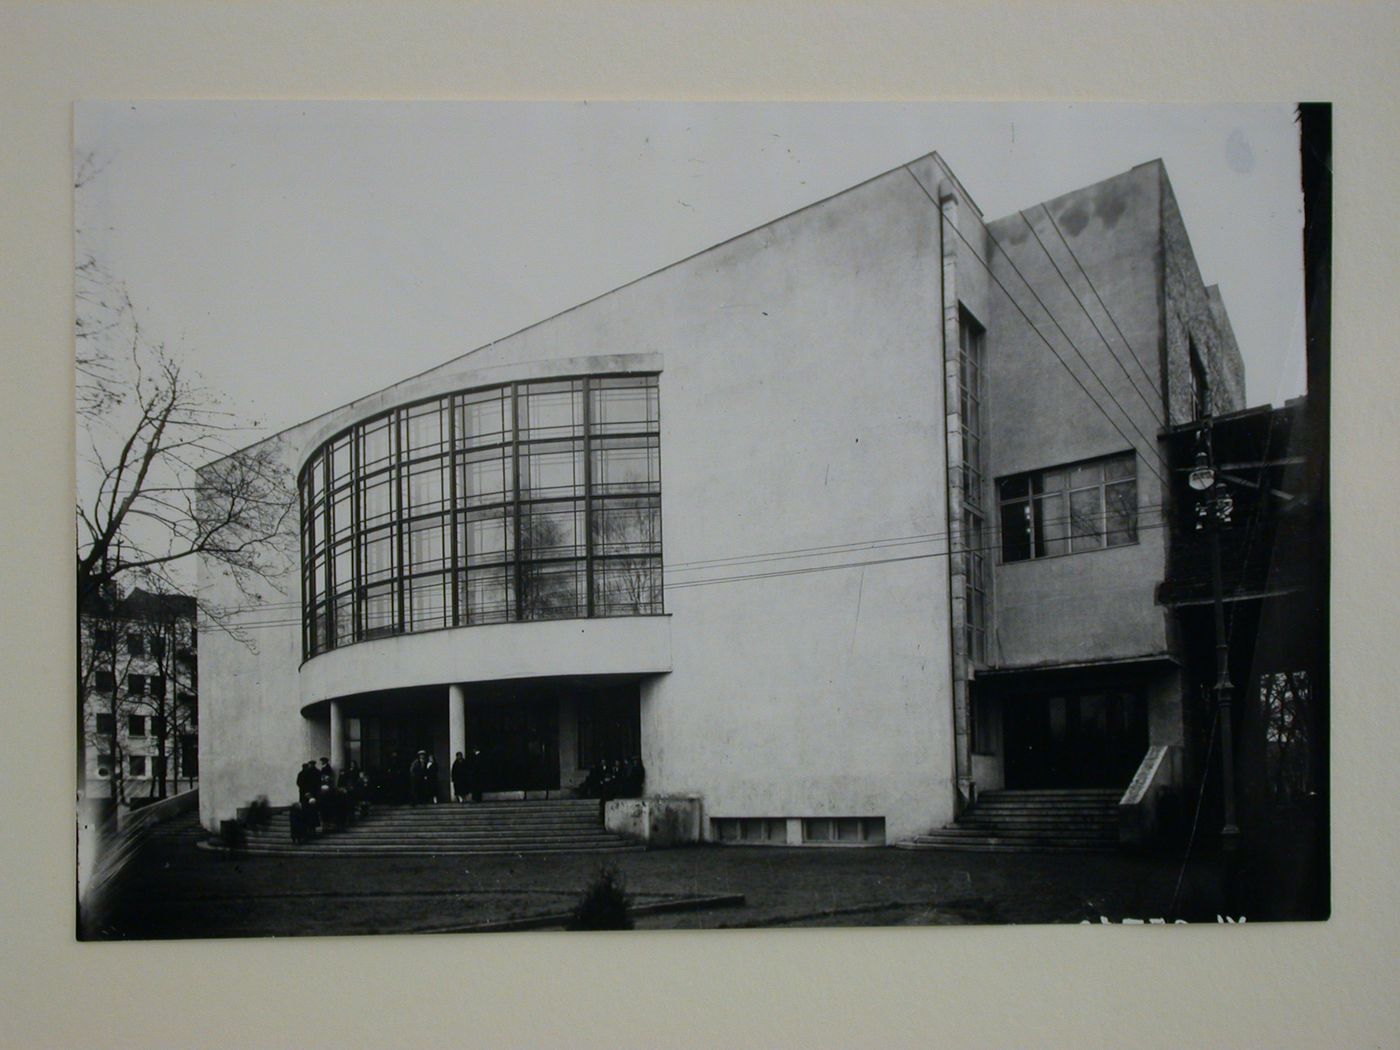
(451, 751), (469, 803)
(296, 760), (321, 830)
(408, 750), (428, 806)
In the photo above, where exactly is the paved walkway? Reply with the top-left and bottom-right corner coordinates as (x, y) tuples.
(92, 827), (1228, 939)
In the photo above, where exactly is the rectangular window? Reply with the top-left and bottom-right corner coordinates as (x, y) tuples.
(151, 715), (166, 738)
(800, 817), (885, 845)
(402, 399), (446, 457)
(407, 517), (449, 573)
(998, 452), (1138, 562)
(591, 498), (661, 556)
(462, 567), (513, 625)
(95, 713), (115, 735)
(519, 380), (583, 441)
(590, 376), (659, 435)
(712, 818), (788, 844)
(520, 442), (584, 500)
(129, 755), (147, 777)
(457, 388), (512, 448)
(595, 558), (663, 616)
(149, 675), (166, 699)
(359, 583), (398, 638)
(93, 628), (114, 652)
(457, 447), (512, 506)
(518, 560), (585, 621)
(128, 714), (146, 737)
(127, 632), (146, 657)
(407, 574), (450, 631)
(461, 507), (512, 564)
(93, 670), (116, 693)
(152, 756), (167, 780)
(127, 673), (146, 697)
(959, 309), (986, 508)
(150, 636), (166, 661)
(404, 458), (448, 516)
(590, 437), (660, 494)
(519, 503), (585, 560)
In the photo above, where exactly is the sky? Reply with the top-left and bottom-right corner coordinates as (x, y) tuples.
(75, 100), (1306, 447)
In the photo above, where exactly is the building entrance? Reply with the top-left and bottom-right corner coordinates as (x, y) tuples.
(467, 699), (560, 793)
(1003, 690), (1147, 789)
(346, 712), (434, 804)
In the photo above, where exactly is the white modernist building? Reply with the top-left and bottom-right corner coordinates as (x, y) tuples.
(199, 151), (1244, 845)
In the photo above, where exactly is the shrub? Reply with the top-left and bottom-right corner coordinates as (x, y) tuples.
(566, 865), (634, 931)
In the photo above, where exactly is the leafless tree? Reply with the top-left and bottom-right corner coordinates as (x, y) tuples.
(74, 152), (295, 796)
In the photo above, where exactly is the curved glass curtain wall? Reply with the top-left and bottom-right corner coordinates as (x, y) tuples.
(299, 374), (661, 660)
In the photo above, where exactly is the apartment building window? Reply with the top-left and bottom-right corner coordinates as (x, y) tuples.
(95, 713), (114, 735)
(127, 632), (146, 657)
(998, 452), (1138, 562)
(127, 673), (146, 697)
(93, 629), (114, 652)
(129, 755), (147, 777)
(93, 670), (116, 693)
(128, 715), (147, 737)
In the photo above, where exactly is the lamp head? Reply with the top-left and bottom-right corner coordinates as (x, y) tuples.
(1188, 449), (1216, 492)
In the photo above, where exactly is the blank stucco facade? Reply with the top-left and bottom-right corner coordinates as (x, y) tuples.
(198, 151), (1243, 844)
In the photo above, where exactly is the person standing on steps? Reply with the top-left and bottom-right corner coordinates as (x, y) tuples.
(408, 750), (428, 806)
(423, 750), (440, 803)
(451, 751), (469, 803)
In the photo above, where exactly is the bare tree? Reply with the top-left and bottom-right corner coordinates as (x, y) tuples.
(74, 153), (295, 796)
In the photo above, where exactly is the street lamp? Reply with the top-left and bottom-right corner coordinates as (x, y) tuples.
(1191, 427), (1241, 852)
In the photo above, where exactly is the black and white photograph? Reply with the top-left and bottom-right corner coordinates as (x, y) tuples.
(73, 101), (1328, 940)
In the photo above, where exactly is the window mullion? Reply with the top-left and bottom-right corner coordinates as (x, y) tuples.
(447, 398), (460, 627)
(583, 378), (594, 617)
(510, 384), (523, 622)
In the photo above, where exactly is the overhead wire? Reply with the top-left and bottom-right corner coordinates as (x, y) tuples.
(1018, 208), (1164, 425)
(905, 167), (1171, 490)
(216, 513), (1176, 628)
(1039, 203), (1164, 399)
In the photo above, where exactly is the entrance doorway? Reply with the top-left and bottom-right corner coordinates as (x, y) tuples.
(467, 699), (560, 792)
(1003, 690), (1147, 789)
(347, 712), (434, 803)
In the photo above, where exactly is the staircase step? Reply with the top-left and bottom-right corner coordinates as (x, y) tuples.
(219, 802), (637, 856)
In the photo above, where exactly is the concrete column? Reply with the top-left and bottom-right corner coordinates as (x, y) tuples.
(329, 700), (346, 770)
(448, 684), (466, 798)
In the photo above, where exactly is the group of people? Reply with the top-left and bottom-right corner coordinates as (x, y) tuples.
(290, 757), (370, 843)
(405, 747), (485, 805)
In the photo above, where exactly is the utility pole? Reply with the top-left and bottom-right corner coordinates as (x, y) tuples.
(1188, 421), (1241, 853)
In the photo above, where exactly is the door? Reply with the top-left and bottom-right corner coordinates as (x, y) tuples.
(468, 699), (560, 792)
(1003, 690), (1147, 788)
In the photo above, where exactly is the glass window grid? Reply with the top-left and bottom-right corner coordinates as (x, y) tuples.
(997, 452), (1138, 564)
(298, 374), (661, 659)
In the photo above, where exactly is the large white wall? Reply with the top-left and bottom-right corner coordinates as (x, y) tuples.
(200, 160), (955, 839)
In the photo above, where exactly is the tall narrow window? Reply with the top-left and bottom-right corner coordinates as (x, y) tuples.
(958, 309), (987, 663)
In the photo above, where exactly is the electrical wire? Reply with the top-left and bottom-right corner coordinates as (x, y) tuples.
(1017, 208), (1164, 425)
(906, 168), (1171, 490)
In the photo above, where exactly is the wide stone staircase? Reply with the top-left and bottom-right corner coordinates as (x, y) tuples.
(897, 788), (1122, 854)
(232, 798), (644, 857)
